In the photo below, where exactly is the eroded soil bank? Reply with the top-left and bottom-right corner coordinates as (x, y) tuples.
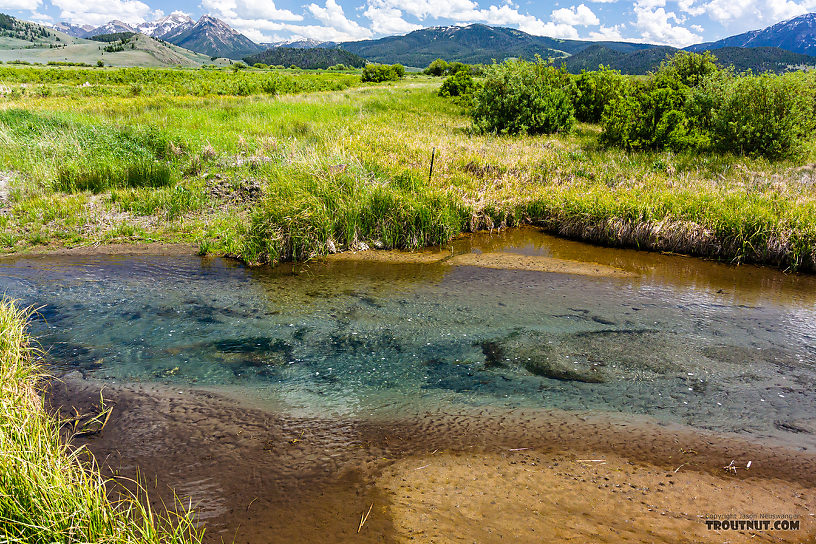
(49, 374), (816, 544)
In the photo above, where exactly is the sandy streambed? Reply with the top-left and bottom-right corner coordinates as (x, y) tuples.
(48, 373), (816, 544)
(380, 452), (814, 543)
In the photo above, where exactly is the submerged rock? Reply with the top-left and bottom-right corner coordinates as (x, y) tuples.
(479, 340), (506, 368)
(523, 357), (606, 383)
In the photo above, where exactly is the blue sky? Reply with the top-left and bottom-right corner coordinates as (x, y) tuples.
(2, 0), (816, 46)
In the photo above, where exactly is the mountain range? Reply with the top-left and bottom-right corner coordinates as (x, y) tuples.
(559, 43), (816, 74)
(50, 12), (262, 59)
(4, 10), (816, 70)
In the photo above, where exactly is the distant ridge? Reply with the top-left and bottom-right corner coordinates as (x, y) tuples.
(85, 20), (136, 38)
(560, 43), (816, 74)
(137, 12), (194, 41)
(338, 23), (651, 67)
(9, 11), (816, 71)
(263, 38), (336, 49)
(245, 47), (366, 69)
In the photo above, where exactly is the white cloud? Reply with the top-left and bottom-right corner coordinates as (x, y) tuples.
(361, 0), (593, 39)
(551, 4), (600, 26)
(518, 20), (580, 38)
(29, 10), (52, 20)
(201, 0), (302, 22)
(677, 0), (707, 16)
(308, 0), (372, 37)
(364, 3), (422, 35)
(0, 0), (40, 11)
(633, 0), (702, 46)
(701, 0), (816, 27)
(52, 0), (153, 25)
(589, 23), (625, 39)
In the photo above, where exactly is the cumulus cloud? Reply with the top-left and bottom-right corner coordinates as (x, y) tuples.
(677, 0), (707, 16)
(364, 2), (422, 35)
(0, 0), (40, 11)
(633, 0), (702, 46)
(52, 0), (153, 25)
(551, 4), (600, 26)
(358, 0), (608, 39)
(223, 1), (374, 42)
(201, 0), (302, 22)
(589, 23), (626, 39)
(699, 0), (816, 27)
(308, 0), (372, 37)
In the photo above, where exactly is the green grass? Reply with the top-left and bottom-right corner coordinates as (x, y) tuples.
(1, 70), (815, 271)
(56, 160), (173, 193)
(0, 298), (203, 543)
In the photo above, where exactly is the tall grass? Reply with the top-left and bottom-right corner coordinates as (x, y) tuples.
(0, 66), (361, 98)
(241, 172), (467, 264)
(0, 298), (203, 544)
(56, 160), (173, 193)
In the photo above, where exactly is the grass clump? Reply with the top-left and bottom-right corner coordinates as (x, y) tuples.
(56, 161), (173, 193)
(0, 297), (203, 544)
(55, 161), (173, 193)
(241, 173), (467, 264)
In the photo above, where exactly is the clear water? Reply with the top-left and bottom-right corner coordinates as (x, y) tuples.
(2, 229), (816, 448)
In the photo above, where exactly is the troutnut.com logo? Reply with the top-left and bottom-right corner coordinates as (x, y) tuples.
(704, 514), (800, 531)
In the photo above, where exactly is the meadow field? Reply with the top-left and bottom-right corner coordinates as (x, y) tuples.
(1, 62), (815, 271)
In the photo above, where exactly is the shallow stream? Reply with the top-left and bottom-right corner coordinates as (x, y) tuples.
(2, 228), (816, 449)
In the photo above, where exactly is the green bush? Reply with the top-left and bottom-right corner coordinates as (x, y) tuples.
(361, 63), (404, 83)
(424, 58), (449, 76)
(471, 58), (575, 135)
(599, 50), (816, 158)
(601, 52), (722, 152)
(572, 66), (626, 123)
(447, 62), (470, 76)
(439, 70), (475, 97)
(713, 72), (816, 158)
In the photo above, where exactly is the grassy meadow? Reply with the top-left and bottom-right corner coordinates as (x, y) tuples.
(1, 65), (815, 270)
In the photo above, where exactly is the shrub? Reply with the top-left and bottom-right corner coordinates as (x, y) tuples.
(424, 58), (449, 76)
(439, 70), (476, 99)
(572, 66), (626, 123)
(471, 58), (575, 135)
(599, 50), (816, 158)
(713, 72), (816, 158)
(447, 62), (470, 75)
(600, 52), (722, 152)
(253, 63), (269, 69)
(361, 63), (404, 83)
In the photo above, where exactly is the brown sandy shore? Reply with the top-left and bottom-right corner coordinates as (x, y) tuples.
(48, 373), (816, 544)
